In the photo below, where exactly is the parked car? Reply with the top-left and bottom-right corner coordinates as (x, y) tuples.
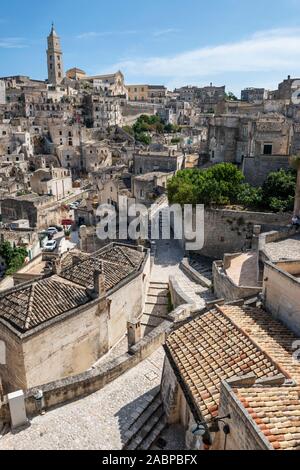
(47, 227), (58, 237)
(43, 240), (57, 252)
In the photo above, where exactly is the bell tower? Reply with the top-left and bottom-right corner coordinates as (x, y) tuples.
(47, 23), (64, 85)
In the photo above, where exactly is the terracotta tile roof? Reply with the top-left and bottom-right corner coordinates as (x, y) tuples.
(220, 305), (300, 382)
(165, 305), (300, 422)
(235, 387), (300, 450)
(0, 276), (90, 333)
(61, 251), (90, 270)
(60, 244), (145, 291)
(0, 244), (145, 334)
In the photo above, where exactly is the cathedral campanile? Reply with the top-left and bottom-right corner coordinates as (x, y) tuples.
(47, 23), (64, 85)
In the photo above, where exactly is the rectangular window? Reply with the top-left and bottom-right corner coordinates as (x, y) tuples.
(263, 144), (273, 155)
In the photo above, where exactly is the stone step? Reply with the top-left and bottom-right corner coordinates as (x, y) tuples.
(124, 397), (164, 450)
(126, 407), (165, 450)
(148, 288), (169, 296)
(124, 393), (162, 440)
(140, 314), (166, 328)
(149, 282), (169, 288)
(138, 417), (167, 450)
(144, 303), (169, 316)
(146, 294), (168, 305)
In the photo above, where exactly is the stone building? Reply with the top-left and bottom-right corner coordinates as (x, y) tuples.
(161, 303), (300, 450)
(263, 259), (300, 337)
(99, 173), (132, 209)
(241, 88), (268, 103)
(66, 68), (87, 81)
(133, 149), (184, 175)
(126, 85), (149, 102)
(30, 167), (72, 200)
(0, 243), (150, 393)
(84, 94), (123, 129)
(82, 71), (128, 97)
(208, 112), (292, 184)
(47, 24), (64, 85)
(276, 75), (300, 101)
(132, 171), (173, 205)
(147, 86), (168, 104)
(48, 123), (82, 148)
(0, 80), (5, 105)
(82, 140), (112, 173)
(175, 84), (225, 112)
(126, 83), (167, 103)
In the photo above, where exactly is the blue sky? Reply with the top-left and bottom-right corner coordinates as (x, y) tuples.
(1, 0), (300, 94)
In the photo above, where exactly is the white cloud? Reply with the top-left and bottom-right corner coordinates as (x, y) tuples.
(109, 27), (300, 80)
(153, 28), (181, 37)
(0, 37), (27, 49)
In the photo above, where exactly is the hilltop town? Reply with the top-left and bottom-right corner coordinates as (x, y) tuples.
(0, 24), (300, 452)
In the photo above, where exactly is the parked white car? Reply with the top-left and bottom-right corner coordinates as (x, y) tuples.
(43, 240), (57, 252)
(47, 227), (58, 237)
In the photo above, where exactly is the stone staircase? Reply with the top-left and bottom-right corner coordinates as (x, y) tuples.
(140, 281), (172, 336)
(189, 255), (213, 282)
(123, 388), (167, 450)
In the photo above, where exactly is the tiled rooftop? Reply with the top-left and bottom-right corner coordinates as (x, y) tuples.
(235, 387), (300, 450)
(0, 244), (145, 334)
(60, 244), (145, 291)
(165, 305), (300, 422)
(0, 276), (90, 333)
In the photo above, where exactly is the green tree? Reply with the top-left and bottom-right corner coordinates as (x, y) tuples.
(226, 91), (238, 101)
(0, 242), (28, 276)
(167, 163), (245, 206)
(262, 169), (296, 212)
(237, 184), (263, 209)
(137, 133), (151, 145)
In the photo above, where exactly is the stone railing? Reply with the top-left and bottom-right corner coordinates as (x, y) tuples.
(180, 258), (212, 289)
(213, 260), (262, 302)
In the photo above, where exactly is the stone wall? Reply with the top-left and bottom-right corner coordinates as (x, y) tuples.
(213, 380), (271, 450)
(0, 276), (14, 293)
(213, 260), (261, 302)
(0, 322), (26, 393)
(21, 302), (105, 392)
(263, 261), (300, 336)
(107, 254), (151, 348)
(180, 258), (212, 288)
(242, 155), (290, 187)
(196, 208), (291, 260)
(169, 275), (196, 309)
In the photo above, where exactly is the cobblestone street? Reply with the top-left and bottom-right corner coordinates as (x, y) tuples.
(0, 349), (165, 450)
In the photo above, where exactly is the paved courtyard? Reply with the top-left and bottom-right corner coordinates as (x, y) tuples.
(0, 349), (165, 450)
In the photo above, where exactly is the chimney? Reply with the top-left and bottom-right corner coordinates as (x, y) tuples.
(53, 257), (62, 275)
(93, 267), (106, 297)
(72, 255), (82, 266)
(127, 320), (141, 348)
